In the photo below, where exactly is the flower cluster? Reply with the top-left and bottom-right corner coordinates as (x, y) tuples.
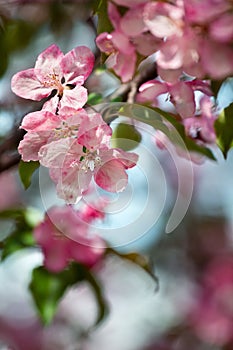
(11, 44), (138, 204)
(97, 0), (233, 82)
(96, 0), (232, 146)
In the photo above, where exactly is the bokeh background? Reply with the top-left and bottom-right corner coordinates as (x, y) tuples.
(0, 1), (233, 349)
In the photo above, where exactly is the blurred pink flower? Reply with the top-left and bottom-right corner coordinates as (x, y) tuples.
(183, 96), (217, 144)
(96, 3), (136, 83)
(34, 205), (106, 273)
(11, 44), (94, 113)
(96, 1), (162, 82)
(190, 256), (233, 345)
(138, 79), (212, 118)
(143, 0), (233, 80)
(0, 171), (20, 210)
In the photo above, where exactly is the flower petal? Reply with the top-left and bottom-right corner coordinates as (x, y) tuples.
(39, 138), (73, 167)
(70, 238), (105, 267)
(77, 112), (112, 149)
(11, 68), (52, 100)
(112, 148), (139, 168)
(18, 132), (51, 161)
(114, 51), (136, 83)
(120, 5), (146, 37)
(56, 167), (87, 204)
(108, 2), (121, 29)
(21, 110), (60, 132)
(169, 81), (195, 118)
(96, 32), (115, 54)
(138, 80), (168, 103)
(61, 46), (95, 82)
(35, 44), (63, 75)
(95, 159), (128, 193)
(60, 85), (88, 112)
(143, 2), (183, 38)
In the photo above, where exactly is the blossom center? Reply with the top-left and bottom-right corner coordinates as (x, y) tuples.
(80, 149), (102, 172)
(44, 72), (64, 96)
(55, 121), (79, 139)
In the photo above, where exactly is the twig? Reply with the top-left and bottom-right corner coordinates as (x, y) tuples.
(106, 62), (157, 103)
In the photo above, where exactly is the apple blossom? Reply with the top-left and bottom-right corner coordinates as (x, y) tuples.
(96, 3), (136, 83)
(11, 44), (94, 113)
(34, 205), (106, 273)
(39, 113), (138, 203)
(183, 96), (217, 144)
(96, 2), (160, 82)
(18, 108), (88, 161)
(138, 79), (212, 119)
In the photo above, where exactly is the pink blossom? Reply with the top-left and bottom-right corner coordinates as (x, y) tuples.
(11, 44), (94, 113)
(200, 38), (233, 80)
(138, 79), (212, 119)
(96, 3), (136, 83)
(0, 171), (20, 210)
(143, 1), (183, 39)
(142, 0), (233, 81)
(78, 200), (107, 222)
(18, 108), (87, 162)
(209, 13), (233, 43)
(190, 256), (233, 345)
(34, 205), (106, 273)
(183, 96), (217, 144)
(156, 28), (204, 81)
(183, 0), (232, 25)
(39, 113), (138, 203)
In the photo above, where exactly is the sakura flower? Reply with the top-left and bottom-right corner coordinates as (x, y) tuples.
(96, 1), (161, 82)
(183, 0), (232, 25)
(78, 200), (107, 222)
(96, 3), (136, 83)
(146, 0), (233, 80)
(143, 1), (184, 39)
(39, 112), (139, 204)
(183, 96), (217, 144)
(18, 108), (88, 161)
(34, 205), (106, 272)
(137, 79), (212, 119)
(11, 44), (94, 113)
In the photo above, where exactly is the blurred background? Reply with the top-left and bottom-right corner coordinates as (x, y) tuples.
(1, 1), (233, 349)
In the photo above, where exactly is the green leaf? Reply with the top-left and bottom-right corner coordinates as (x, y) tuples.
(19, 160), (40, 190)
(0, 208), (25, 221)
(0, 207), (42, 260)
(111, 123), (142, 151)
(1, 229), (35, 261)
(87, 92), (103, 105)
(95, 0), (113, 34)
(30, 264), (108, 327)
(215, 103), (233, 158)
(101, 103), (216, 160)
